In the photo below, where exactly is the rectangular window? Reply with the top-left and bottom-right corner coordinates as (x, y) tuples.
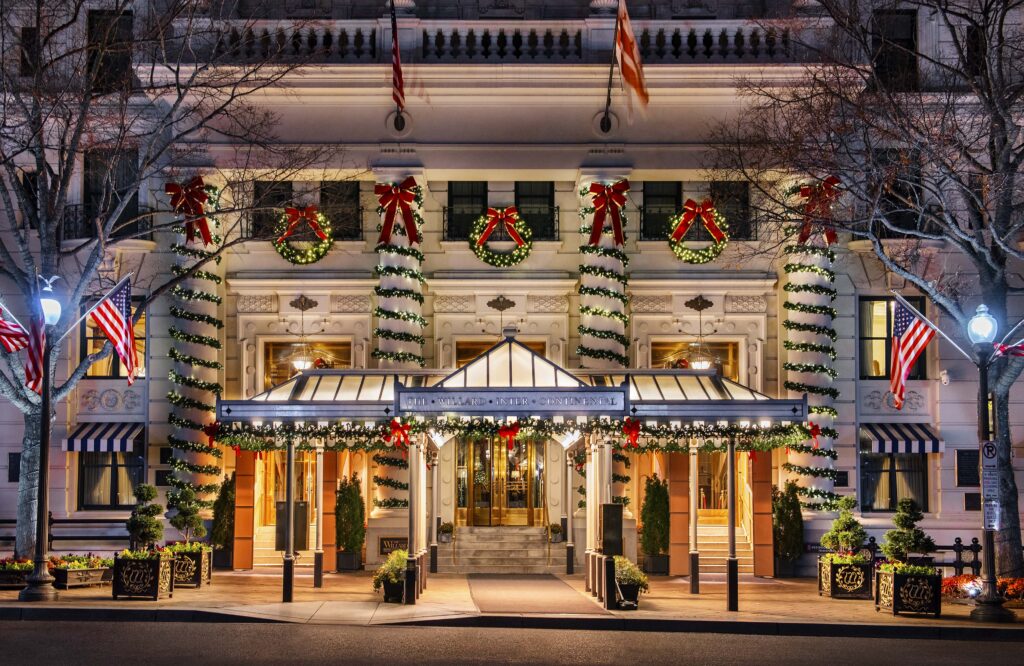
(874, 149), (923, 235)
(964, 24), (986, 78)
(7, 453), (19, 483)
(445, 182), (488, 240)
(320, 181), (361, 240)
(858, 296), (926, 379)
(514, 182), (557, 240)
(650, 340), (740, 382)
(87, 10), (133, 93)
(263, 340), (351, 389)
(872, 10), (918, 91)
(79, 451), (145, 510)
(20, 170), (38, 224)
(83, 149), (139, 239)
(709, 181), (754, 240)
(859, 447), (928, 512)
(955, 449), (981, 488)
(20, 26), (37, 77)
(251, 181), (293, 238)
(81, 302), (146, 379)
(640, 182), (680, 240)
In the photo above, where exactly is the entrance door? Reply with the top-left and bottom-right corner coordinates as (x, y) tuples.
(457, 438), (544, 526)
(257, 451), (318, 527)
(697, 451), (728, 523)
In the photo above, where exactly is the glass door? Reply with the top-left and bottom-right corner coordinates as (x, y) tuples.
(259, 451), (317, 527)
(457, 438), (544, 526)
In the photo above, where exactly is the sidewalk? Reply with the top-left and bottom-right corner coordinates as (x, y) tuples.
(2, 570), (1023, 640)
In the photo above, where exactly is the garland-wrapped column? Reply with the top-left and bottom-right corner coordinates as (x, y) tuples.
(372, 451), (409, 513)
(782, 243), (841, 510)
(373, 177), (426, 368)
(577, 180), (630, 369)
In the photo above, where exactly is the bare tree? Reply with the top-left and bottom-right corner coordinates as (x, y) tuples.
(0, 0), (357, 556)
(710, 0), (1024, 575)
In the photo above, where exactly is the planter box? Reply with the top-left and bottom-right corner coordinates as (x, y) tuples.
(0, 570), (29, 589)
(550, 533), (563, 543)
(382, 578), (404, 603)
(875, 569), (942, 616)
(643, 554), (670, 576)
(617, 582), (641, 610)
(336, 551), (362, 572)
(173, 549), (213, 588)
(438, 533), (452, 544)
(53, 567), (111, 589)
(775, 557), (797, 579)
(112, 556), (174, 600)
(212, 548), (233, 570)
(818, 557), (873, 600)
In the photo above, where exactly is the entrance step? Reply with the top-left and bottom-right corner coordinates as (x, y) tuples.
(436, 527), (563, 574)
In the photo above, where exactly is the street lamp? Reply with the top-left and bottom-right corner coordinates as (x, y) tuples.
(966, 304), (1014, 622)
(19, 278), (62, 601)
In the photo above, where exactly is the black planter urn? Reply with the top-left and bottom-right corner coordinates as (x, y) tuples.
(112, 555), (174, 600)
(875, 569), (942, 616)
(173, 549), (213, 588)
(818, 557), (873, 600)
(617, 583), (642, 609)
(643, 554), (669, 576)
(53, 567), (111, 589)
(382, 578), (405, 603)
(336, 551), (362, 572)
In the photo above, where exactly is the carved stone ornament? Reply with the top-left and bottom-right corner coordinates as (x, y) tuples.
(331, 295), (371, 313)
(725, 295), (768, 313)
(865, 389), (924, 412)
(434, 295), (475, 313)
(527, 295), (569, 313)
(237, 295), (277, 313)
(630, 295), (671, 313)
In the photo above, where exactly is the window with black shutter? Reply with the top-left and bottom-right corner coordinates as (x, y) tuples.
(874, 149), (923, 235)
(7, 453), (19, 483)
(709, 181), (753, 240)
(871, 10), (918, 91)
(640, 182), (681, 240)
(320, 181), (361, 240)
(20, 26), (37, 77)
(446, 182), (487, 240)
(87, 11), (133, 94)
(251, 181), (293, 238)
(964, 25), (986, 78)
(20, 171), (38, 225)
(514, 182), (556, 240)
(83, 149), (139, 239)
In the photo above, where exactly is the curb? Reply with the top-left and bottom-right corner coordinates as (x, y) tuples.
(0, 606), (277, 624)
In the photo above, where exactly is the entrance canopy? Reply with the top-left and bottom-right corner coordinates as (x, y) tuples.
(217, 336), (807, 426)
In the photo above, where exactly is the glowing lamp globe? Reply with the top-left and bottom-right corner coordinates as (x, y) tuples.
(967, 304), (998, 345)
(39, 285), (62, 326)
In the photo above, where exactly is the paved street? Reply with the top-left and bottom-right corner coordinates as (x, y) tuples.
(3, 621), (1020, 665)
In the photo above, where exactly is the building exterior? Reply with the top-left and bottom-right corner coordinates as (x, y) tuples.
(1, 1), (1021, 580)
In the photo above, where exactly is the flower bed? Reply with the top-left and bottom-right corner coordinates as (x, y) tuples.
(0, 558), (33, 589)
(942, 574), (1024, 605)
(50, 554), (114, 589)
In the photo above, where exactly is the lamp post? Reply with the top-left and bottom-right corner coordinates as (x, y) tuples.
(966, 305), (1015, 623)
(20, 279), (62, 601)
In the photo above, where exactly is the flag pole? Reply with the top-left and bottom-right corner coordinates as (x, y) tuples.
(600, 2), (622, 133)
(390, 0), (404, 128)
(54, 273), (133, 346)
(889, 289), (973, 362)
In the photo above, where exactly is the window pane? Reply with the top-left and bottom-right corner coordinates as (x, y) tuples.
(514, 182), (556, 240)
(872, 11), (918, 90)
(84, 149), (139, 238)
(860, 339), (888, 378)
(893, 454), (928, 511)
(252, 181), (293, 238)
(447, 182), (487, 240)
(115, 453), (145, 506)
(263, 341), (352, 388)
(88, 11), (133, 93)
(709, 181), (753, 240)
(860, 453), (891, 511)
(80, 454), (113, 507)
(650, 340), (740, 381)
(641, 182), (680, 240)
(320, 181), (361, 240)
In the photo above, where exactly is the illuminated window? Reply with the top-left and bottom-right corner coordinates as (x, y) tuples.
(650, 340), (740, 382)
(263, 340), (351, 388)
(81, 304), (146, 379)
(859, 297), (926, 379)
(79, 451), (145, 510)
(455, 340), (546, 368)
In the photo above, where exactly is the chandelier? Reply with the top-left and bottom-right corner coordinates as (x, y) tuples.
(684, 295), (716, 371)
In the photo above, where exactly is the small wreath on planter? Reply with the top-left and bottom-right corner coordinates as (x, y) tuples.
(667, 200), (729, 265)
(468, 206), (533, 268)
(273, 206), (334, 265)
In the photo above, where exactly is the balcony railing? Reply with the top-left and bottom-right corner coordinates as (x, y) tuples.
(442, 205), (560, 242)
(243, 206), (365, 242)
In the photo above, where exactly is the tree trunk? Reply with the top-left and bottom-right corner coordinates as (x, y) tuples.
(993, 389), (1023, 577)
(15, 411), (42, 559)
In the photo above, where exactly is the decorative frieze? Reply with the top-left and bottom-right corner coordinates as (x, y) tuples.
(630, 295), (671, 313)
(528, 295), (569, 313)
(434, 295), (475, 313)
(79, 386), (144, 416)
(864, 388), (925, 413)
(237, 295), (277, 313)
(725, 294), (767, 313)
(332, 295), (371, 313)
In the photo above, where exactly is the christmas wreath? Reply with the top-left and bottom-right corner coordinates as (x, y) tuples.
(468, 206), (533, 267)
(273, 205), (334, 265)
(667, 199), (729, 265)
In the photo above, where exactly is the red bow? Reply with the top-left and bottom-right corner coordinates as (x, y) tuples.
(375, 176), (419, 245)
(994, 342), (1024, 358)
(672, 198), (726, 244)
(277, 205), (327, 244)
(809, 422), (821, 450)
(498, 423), (520, 450)
(798, 176), (840, 245)
(165, 176), (212, 246)
(477, 206), (526, 247)
(385, 418), (411, 447)
(621, 417), (641, 448)
(202, 421), (221, 448)
(587, 180), (629, 246)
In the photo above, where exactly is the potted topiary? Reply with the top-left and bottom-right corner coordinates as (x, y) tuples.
(211, 473), (235, 569)
(549, 523), (563, 543)
(772, 481), (804, 578)
(818, 495), (873, 599)
(168, 486), (213, 588)
(613, 555), (649, 609)
(335, 474), (366, 571)
(50, 554), (114, 589)
(114, 484), (174, 600)
(639, 475), (670, 575)
(438, 522), (454, 544)
(876, 498), (941, 616)
(372, 549), (407, 603)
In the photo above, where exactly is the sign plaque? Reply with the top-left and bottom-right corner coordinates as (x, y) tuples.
(980, 441), (1000, 530)
(396, 386), (628, 417)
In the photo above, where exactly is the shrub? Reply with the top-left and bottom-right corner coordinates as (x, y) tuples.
(438, 522), (455, 536)
(878, 562), (937, 576)
(881, 498), (935, 562)
(336, 474), (366, 554)
(772, 481), (804, 563)
(125, 484), (164, 550)
(210, 473), (236, 551)
(168, 485), (207, 543)
(372, 549), (407, 591)
(549, 523), (562, 535)
(639, 474), (669, 557)
(819, 495), (866, 555)
(613, 556), (649, 593)
(118, 548), (170, 560)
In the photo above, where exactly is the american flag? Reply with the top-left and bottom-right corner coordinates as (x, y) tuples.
(89, 278), (138, 385)
(890, 301), (935, 410)
(614, 1), (649, 111)
(0, 312), (29, 353)
(25, 317), (44, 394)
(390, 0), (405, 111)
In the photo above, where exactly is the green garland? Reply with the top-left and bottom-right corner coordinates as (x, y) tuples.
(373, 498), (409, 509)
(580, 305), (629, 324)
(373, 264), (427, 284)
(166, 184), (224, 508)
(372, 453), (409, 469)
(579, 264), (629, 285)
(372, 475), (409, 491)
(578, 285), (629, 305)
(468, 211), (533, 267)
(667, 207), (729, 264)
(783, 340), (837, 361)
(374, 287), (424, 304)
(577, 325), (630, 347)
(272, 211), (334, 265)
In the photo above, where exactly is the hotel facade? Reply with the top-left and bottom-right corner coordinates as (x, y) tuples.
(1, 1), (1021, 580)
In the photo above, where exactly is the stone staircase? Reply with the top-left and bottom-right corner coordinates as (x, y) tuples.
(252, 525), (315, 567)
(695, 523), (754, 574)
(435, 526), (566, 574)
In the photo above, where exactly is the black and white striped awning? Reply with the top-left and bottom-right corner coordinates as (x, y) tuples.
(861, 423), (944, 454)
(63, 422), (144, 452)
